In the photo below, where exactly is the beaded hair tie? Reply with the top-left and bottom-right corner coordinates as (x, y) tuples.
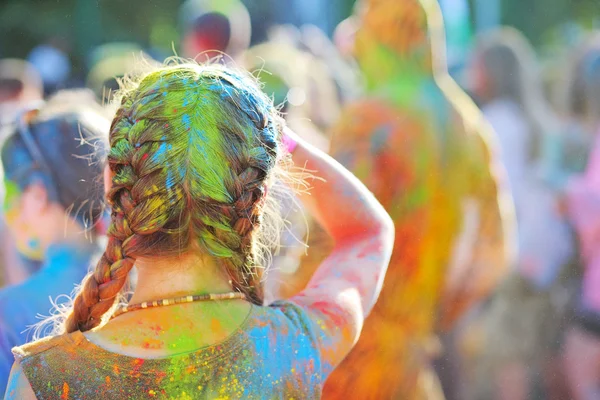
(112, 292), (247, 319)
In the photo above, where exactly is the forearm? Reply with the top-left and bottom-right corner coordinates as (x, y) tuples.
(287, 128), (393, 242)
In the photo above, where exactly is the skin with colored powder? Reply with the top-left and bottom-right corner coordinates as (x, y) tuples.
(5, 64), (394, 399)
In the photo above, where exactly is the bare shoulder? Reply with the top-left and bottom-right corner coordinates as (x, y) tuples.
(4, 361), (37, 400)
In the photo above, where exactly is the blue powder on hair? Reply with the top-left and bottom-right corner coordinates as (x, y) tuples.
(153, 142), (168, 162)
(182, 114), (192, 129)
(165, 170), (175, 189)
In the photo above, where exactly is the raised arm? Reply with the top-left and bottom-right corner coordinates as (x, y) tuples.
(282, 127), (394, 375)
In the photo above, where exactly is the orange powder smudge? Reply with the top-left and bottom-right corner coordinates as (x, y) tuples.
(105, 376), (111, 385)
(210, 318), (224, 336)
(61, 382), (69, 399)
(113, 364), (120, 375)
(142, 338), (164, 350)
(185, 364), (197, 375)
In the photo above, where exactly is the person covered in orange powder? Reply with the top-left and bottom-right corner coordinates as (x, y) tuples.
(312, 0), (515, 398)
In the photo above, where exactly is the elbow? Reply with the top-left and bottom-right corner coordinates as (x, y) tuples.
(382, 218), (395, 260)
(355, 207), (396, 249)
(366, 209), (395, 256)
(376, 210), (395, 248)
(381, 211), (395, 239)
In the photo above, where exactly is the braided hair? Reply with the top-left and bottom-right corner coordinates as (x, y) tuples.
(65, 63), (282, 333)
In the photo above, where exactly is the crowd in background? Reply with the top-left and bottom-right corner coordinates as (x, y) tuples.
(1, 0), (600, 399)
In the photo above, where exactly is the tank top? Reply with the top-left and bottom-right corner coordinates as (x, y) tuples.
(11, 301), (323, 399)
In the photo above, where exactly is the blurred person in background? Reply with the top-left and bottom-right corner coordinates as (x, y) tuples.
(288, 0), (514, 398)
(561, 34), (600, 400)
(465, 27), (574, 400)
(178, 0), (251, 62)
(243, 40), (340, 147)
(0, 59), (44, 286)
(267, 23), (363, 107)
(0, 60), (43, 117)
(86, 43), (158, 104)
(0, 90), (108, 395)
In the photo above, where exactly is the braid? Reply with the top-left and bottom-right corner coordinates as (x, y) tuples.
(191, 75), (279, 306)
(214, 167), (268, 305)
(66, 103), (186, 332)
(64, 63), (281, 332)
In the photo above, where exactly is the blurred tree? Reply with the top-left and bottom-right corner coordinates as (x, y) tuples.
(0, 0), (181, 78)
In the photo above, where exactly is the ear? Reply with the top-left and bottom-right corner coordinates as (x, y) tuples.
(20, 183), (49, 220)
(103, 164), (113, 196)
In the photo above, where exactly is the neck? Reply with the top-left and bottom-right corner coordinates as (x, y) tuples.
(129, 250), (234, 305)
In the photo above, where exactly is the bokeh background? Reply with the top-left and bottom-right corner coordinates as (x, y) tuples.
(0, 0), (597, 83)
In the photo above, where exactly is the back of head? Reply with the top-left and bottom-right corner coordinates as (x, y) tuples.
(563, 32), (600, 127)
(0, 59), (43, 106)
(352, 0), (448, 92)
(179, 0), (251, 59)
(475, 27), (539, 106)
(1, 89), (109, 231)
(475, 28), (552, 158)
(64, 62), (284, 333)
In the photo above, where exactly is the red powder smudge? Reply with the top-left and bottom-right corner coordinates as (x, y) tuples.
(164, 123), (169, 128)
(61, 382), (69, 399)
(154, 371), (167, 384)
(130, 358), (145, 378)
(173, 109), (177, 113)
(311, 300), (348, 327)
(142, 153), (149, 160)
